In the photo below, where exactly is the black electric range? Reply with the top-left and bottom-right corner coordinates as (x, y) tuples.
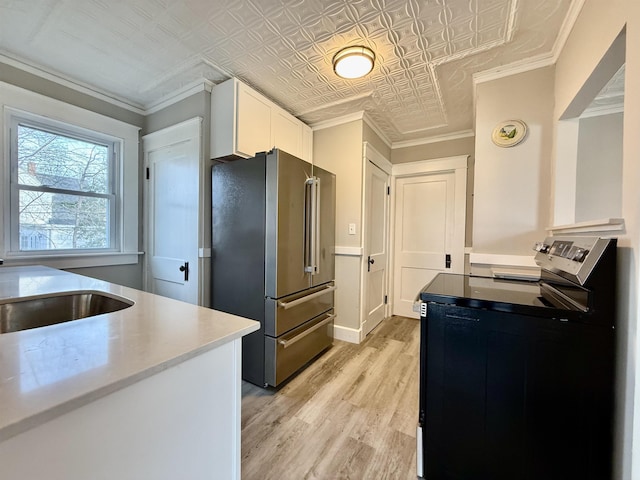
(416, 236), (617, 479)
(420, 235), (617, 326)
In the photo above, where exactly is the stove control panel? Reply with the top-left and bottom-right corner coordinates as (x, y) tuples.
(533, 242), (550, 254)
(533, 236), (614, 285)
(544, 240), (589, 263)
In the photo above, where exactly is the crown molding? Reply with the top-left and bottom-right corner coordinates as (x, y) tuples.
(470, 0), (586, 130)
(298, 91), (373, 116)
(392, 130), (475, 149)
(472, 0), (585, 86)
(472, 52), (556, 86)
(580, 103), (624, 119)
(551, 0), (586, 63)
(144, 79), (216, 114)
(310, 111), (365, 131)
(0, 51), (220, 116)
(362, 112), (392, 149)
(309, 110), (392, 149)
(0, 51), (146, 114)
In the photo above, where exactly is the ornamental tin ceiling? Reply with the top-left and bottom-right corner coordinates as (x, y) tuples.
(0, 0), (574, 143)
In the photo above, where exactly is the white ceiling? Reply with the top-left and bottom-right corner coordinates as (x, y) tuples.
(0, 0), (576, 143)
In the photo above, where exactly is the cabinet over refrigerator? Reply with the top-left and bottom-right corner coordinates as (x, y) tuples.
(212, 148), (336, 387)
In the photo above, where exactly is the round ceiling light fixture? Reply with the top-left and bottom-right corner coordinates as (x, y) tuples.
(332, 46), (375, 79)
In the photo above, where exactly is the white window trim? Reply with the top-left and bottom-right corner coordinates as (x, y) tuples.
(1, 82), (141, 268)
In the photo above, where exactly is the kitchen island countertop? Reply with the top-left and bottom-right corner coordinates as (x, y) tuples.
(0, 265), (259, 443)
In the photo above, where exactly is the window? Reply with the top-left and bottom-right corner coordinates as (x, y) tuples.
(1, 82), (140, 268)
(11, 118), (120, 253)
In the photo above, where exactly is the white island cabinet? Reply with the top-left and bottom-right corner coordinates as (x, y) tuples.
(211, 77), (312, 162)
(0, 266), (259, 480)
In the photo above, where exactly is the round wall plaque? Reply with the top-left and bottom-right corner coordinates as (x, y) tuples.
(491, 120), (527, 147)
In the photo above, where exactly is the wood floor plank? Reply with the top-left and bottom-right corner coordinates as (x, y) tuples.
(241, 316), (420, 480)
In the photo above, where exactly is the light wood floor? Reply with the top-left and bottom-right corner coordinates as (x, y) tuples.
(241, 315), (420, 480)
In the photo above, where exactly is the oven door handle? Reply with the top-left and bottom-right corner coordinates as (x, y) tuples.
(277, 285), (336, 310)
(278, 314), (335, 348)
(540, 282), (589, 312)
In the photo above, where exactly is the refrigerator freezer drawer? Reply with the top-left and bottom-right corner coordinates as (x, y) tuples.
(264, 310), (334, 387)
(265, 282), (335, 337)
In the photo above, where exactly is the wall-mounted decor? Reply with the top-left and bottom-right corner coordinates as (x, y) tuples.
(492, 120), (527, 147)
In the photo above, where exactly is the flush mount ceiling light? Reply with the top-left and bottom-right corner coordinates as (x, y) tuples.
(332, 46), (375, 79)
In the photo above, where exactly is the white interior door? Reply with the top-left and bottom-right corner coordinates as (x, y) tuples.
(362, 158), (390, 337)
(143, 120), (201, 305)
(393, 172), (462, 318)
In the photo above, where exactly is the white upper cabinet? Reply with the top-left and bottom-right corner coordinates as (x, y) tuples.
(271, 107), (302, 157)
(211, 78), (311, 162)
(236, 82), (272, 158)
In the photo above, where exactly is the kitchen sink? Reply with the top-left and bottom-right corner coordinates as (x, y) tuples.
(0, 291), (134, 333)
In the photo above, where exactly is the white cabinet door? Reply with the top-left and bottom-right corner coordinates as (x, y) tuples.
(271, 107), (302, 158)
(236, 82), (272, 158)
(211, 78), (311, 161)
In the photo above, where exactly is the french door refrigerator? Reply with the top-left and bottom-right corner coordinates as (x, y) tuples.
(212, 148), (336, 387)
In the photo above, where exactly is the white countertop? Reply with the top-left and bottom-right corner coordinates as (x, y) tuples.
(0, 266), (259, 442)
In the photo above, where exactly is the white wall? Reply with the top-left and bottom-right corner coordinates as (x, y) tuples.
(472, 66), (554, 258)
(575, 113), (623, 222)
(553, 1), (640, 478)
(313, 121), (364, 334)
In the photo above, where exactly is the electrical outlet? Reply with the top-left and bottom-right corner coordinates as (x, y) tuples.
(348, 223), (356, 235)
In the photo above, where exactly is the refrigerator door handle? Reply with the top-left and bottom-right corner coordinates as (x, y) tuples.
(277, 285), (337, 309)
(314, 176), (321, 276)
(304, 177), (313, 272)
(305, 177), (319, 273)
(278, 314), (336, 348)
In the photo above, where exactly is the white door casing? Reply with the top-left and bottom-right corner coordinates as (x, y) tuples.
(143, 118), (202, 305)
(361, 143), (392, 338)
(391, 156), (467, 319)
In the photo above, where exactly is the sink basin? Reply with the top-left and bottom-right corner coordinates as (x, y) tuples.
(0, 291), (134, 333)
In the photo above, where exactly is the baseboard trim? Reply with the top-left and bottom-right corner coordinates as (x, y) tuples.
(333, 324), (361, 344)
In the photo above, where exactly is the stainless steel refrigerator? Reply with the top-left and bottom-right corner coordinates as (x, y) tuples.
(212, 148), (336, 387)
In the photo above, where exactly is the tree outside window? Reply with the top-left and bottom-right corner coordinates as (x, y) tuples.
(14, 123), (117, 251)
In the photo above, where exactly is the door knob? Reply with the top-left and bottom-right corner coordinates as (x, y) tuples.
(179, 262), (189, 281)
(367, 256), (375, 272)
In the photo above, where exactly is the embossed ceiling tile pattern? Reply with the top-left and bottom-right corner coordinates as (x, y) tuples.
(587, 65), (625, 112)
(428, 0), (571, 134)
(0, 0), (576, 141)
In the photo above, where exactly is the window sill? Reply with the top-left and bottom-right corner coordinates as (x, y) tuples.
(546, 218), (625, 235)
(1, 252), (144, 270)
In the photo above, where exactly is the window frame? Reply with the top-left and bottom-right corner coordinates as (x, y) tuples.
(1, 82), (140, 269)
(9, 114), (122, 255)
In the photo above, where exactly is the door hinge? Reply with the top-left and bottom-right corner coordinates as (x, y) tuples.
(384, 295), (388, 304)
(445, 254), (451, 269)
(387, 186), (390, 195)
(146, 167), (150, 180)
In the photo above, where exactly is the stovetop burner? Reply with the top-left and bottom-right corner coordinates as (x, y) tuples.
(420, 236), (617, 326)
(419, 274), (588, 320)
